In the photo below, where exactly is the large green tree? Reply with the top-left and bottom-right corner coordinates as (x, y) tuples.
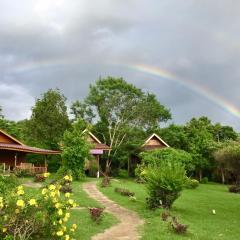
(26, 89), (70, 149)
(62, 120), (91, 180)
(71, 77), (171, 173)
(214, 141), (240, 185)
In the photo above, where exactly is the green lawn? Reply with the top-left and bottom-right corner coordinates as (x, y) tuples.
(22, 178), (118, 240)
(99, 179), (240, 240)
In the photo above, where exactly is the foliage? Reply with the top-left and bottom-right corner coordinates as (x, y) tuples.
(158, 124), (188, 150)
(72, 77), (171, 174)
(185, 178), (199, 189)
(88, 207), (104, 223)
(114, 187), (135, 197)
(161, 211), (170, 221)
(118, 169), (129, 178)
(25, 89), (70, 149)
(61, 120), (91, 180)
(34, 174), (46, 183)
(140, 148), (194, 173)
(228, 185), (240, 193)
(145, 160), (186, 209)
(0, 175), (19, 195)
(214, 142), (240, 184)
(0, 174), (77, 240)
(200, 177), (208, 184)
(170, 217), (188, 234)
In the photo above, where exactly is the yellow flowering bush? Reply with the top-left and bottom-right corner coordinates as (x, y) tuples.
(0, 175), (77, 240)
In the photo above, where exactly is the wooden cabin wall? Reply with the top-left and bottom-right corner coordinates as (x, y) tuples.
(0, 150), (26, 167)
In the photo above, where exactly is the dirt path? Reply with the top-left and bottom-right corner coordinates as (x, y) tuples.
(83, 182), (144, 240)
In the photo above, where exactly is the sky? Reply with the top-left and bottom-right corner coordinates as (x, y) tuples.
(0, 0), (240, 130)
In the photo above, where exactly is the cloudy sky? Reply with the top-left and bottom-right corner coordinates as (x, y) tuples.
(0, 0), (239, 130)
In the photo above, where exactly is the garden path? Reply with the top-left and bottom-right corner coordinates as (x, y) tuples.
(83, 182), (144, 240)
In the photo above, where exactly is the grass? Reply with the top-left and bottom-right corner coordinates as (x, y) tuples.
(21, 177), (118, 240)
(99, 179), (240, 240)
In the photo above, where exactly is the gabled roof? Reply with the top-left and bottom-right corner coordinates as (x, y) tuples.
(142, 133), (170, 148)
(83, 129), (111, 150)
(0, 129), (25, 145)
(0, 129), (61, 155)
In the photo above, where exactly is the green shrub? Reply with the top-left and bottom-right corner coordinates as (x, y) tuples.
(0, 175), (19, 195)
(228, 185), (240, 193)
(201, 177), (208, 184)
(185, 178), (199, 189)
(140, 148), (194, 172)
(145, 160), (186, 209)
(118, 169), (128, 178)
(0, 174), (77, 240)
(114, 187), (135, 197)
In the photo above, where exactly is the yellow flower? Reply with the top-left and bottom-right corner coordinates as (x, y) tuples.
(28, 199), (37, 206)
(59, 219), (63, 224)
(63, 217), (68, 222)
(65, 212), (70, 218)
(17, 185), (23, 191)
(55, 203), (61, 209)
(72, 224), (77, 230)
(65, 192), (70, 198)
(68, 199), (74, 205)
(0, 203), (3, 209)
(16, 199), (25, 208)
(17, 189), (24, 196)
(72, 203), (77, 208)
(64, 175), (70, 181)
(52, 198), (58, 203)
(42, 188), (48, 195)
(49, 184), (56, 191)
(65, 235), (70, 240)
(58, 209), (63, 216)
(63, 226), (67, 231)
(43, 172), (50, 178)
(50, 191), (56, 197)
(56, 230), (64, 236)
(15, 209), (20, 214)
(2, 228), (7, 233)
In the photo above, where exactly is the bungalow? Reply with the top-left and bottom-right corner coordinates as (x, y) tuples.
(129, 133), (169, 175)
(0, 129), (60, 174)
(84, 130), (111, 177)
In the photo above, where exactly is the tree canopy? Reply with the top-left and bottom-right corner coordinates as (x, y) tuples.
(25, 89), (70, 149)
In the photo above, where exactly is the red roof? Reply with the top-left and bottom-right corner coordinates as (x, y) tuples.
(0, 143), (61, 155)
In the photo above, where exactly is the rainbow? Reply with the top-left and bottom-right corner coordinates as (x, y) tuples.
(128, 63), (240, 119)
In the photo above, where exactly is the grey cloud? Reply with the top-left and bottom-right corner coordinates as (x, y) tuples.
(0, 0), (239, 131)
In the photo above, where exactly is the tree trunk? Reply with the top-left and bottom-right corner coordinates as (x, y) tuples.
(105, 159), (111, 176)
(221, 168), (225, 184)
(199, 170), (202, 182)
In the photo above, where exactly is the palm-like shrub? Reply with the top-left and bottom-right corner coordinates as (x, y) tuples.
(145, 160), (186, 209)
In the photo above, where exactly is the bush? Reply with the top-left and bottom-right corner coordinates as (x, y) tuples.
(14, 169), (33, 177)
(228, 185), (240, 193)
(118, 169), (128, 178)
(0, 175), (19, 195)
(114, 187), (135, 197)
(145, 160), (186, 209)
(88, 207), (104, 223)
(200, 177), (208, 184)
(185, 178), (199, 189)
(34, 174), (46, 182)
(140, 148), (194, 172)
(170, 217), (188, 234)
(0, 174), (77, 240)
(161, 211), (170, 221)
